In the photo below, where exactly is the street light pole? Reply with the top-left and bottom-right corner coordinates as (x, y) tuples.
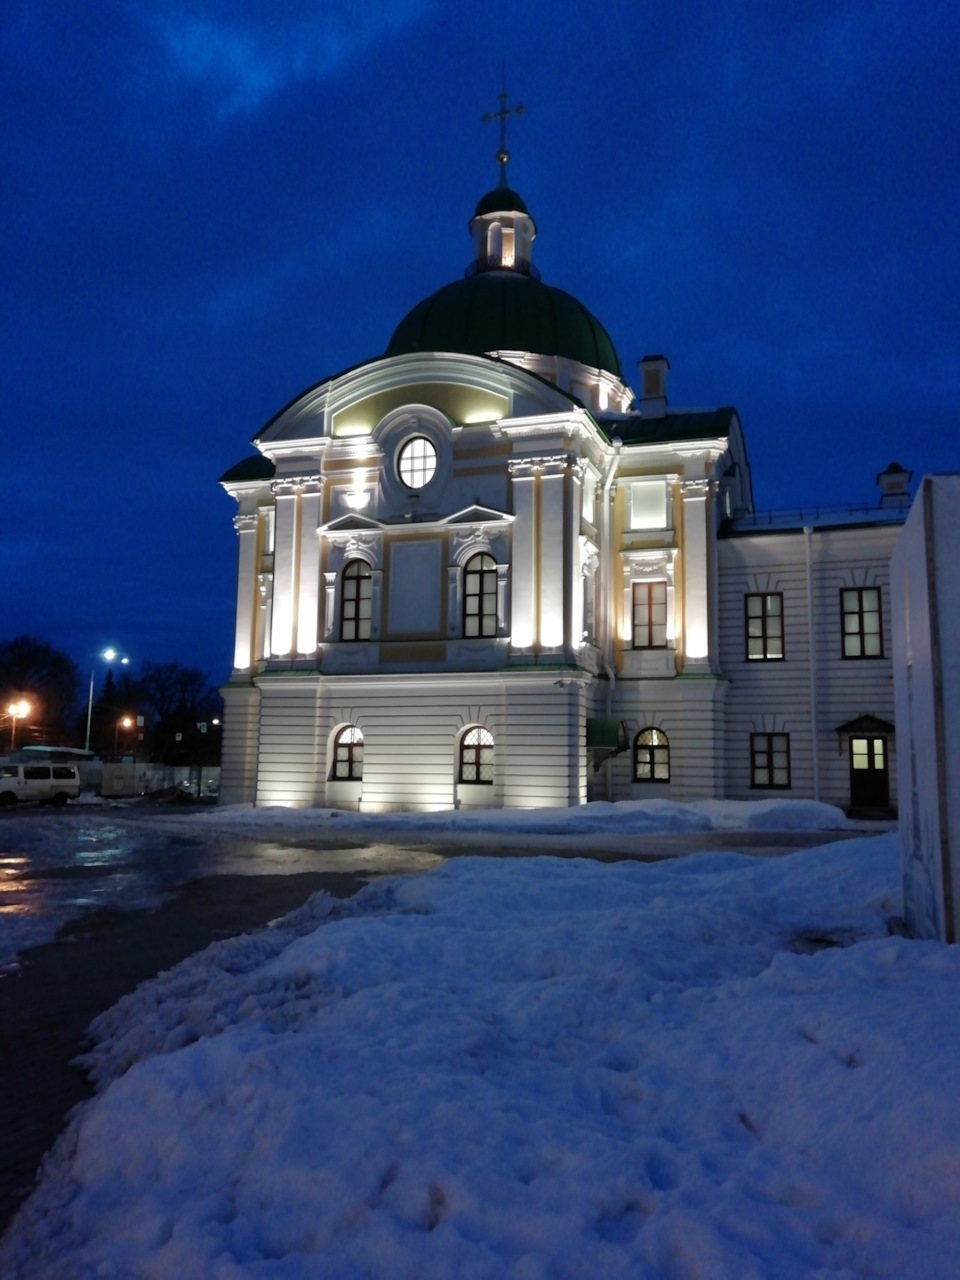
(85, 649), (129, 752)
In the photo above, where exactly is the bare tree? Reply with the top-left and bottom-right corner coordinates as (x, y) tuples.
(0, 635), (80, 743)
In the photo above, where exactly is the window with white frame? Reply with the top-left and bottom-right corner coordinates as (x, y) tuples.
(331, 726), (363, 780)
(397, 436), (437, 489)
(463, 553), (498, 638)
(634, 728), (670, 782)
(341, 560), (372, 641)
(632, 580), (668, 648)
(459, 726), (494, 784)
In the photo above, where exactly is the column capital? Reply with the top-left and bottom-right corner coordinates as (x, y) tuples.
(271, 474), (320, 497)
(233, 514), (258, 533)
(508, 459), (537, 479)
(679, 478), (714, 498)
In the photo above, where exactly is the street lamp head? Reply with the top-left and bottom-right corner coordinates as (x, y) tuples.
(7, 699), (30, 719)
(102, 648), (117, 661)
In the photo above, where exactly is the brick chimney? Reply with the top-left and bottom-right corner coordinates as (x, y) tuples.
(637, 354), (669, 418)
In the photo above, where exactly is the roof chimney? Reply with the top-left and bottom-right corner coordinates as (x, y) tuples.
(638, 354), (669, 418)
(876, 461), (912, 508)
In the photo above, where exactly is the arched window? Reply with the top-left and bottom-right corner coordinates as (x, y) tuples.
(634, 728), (670, 783)
(463, 553), (497, 638)
(332, 725), (363, 780)
(341, 560), (372, 641)
(459, 726), (494, 784)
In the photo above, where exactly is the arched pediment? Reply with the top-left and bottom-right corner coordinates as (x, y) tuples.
(254, 352), (582, 447)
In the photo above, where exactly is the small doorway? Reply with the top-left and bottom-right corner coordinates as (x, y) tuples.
(849, 736), (889, 809)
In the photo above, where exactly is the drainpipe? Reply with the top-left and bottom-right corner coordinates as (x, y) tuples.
(600, 439), (622, 800)
(804, 525), (820, 801)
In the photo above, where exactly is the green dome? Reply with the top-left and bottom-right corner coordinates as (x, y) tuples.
(386, 272), (623, 381)
(473, 186), (531, 218)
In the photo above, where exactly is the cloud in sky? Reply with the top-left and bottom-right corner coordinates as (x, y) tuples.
(1, 0), (957, 677)
(144, 1), (436, 116)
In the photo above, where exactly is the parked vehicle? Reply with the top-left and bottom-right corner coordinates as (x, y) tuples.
(0, 763), (81, 807)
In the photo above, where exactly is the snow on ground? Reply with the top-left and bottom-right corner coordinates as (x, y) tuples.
(4, 830), (960, 1279)
(0, 799), (853, 971)
(182, 796), (853, 839)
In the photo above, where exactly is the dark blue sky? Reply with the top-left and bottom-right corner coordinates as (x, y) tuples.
(3, 1), (958, 683)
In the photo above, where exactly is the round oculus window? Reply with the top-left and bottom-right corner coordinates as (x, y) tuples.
(397, 436), (437, 489)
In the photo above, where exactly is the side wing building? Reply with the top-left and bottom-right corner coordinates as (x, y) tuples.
(220, 180), (906, 815)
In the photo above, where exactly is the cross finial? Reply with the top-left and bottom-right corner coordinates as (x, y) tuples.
(481, 70), (523, 188)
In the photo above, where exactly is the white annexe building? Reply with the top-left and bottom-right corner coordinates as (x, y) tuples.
(220, 177), (908, 816)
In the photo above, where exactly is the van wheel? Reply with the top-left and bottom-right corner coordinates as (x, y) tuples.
(52, 791), (69, 807)
(0, 792), (16, 808)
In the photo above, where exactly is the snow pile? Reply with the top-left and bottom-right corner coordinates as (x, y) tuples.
(5, 834), (960, 1279)
(185, 796), (852, 839)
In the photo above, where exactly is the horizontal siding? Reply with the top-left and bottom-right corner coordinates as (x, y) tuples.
(603, 676), (726, 801)
(718, 525), (900, 805)
(220, 685), (260, 805)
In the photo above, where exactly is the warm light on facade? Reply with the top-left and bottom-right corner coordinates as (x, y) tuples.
(344, 471), (371, 509)
(684, 625), (709, 660)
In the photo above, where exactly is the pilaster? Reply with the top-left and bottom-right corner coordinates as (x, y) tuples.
(680, 479), (714, 671)
(232, 514), (259, 672)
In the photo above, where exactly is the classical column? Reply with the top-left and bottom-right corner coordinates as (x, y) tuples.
(680, 479), (713, 670)
(509, 460), (537, 652)
(232, 514), (259, 672)
(538, 457), (568, 651)
(296, 480), (322, 657)
(271, 479), (299, 657)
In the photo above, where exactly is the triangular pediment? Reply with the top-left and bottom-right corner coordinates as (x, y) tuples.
(321, 513), (384, 534)
(443, 504), (514, 525)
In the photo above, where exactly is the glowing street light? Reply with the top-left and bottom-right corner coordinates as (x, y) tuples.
(7, 699), (31, 750)
(85, 649), (130, 753)
(115, 714), (134, 755)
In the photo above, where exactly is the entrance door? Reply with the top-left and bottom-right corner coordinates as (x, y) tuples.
(849, 737), (889, 809)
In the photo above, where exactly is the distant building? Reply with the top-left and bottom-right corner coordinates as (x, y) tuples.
(219, 172), (907, 815)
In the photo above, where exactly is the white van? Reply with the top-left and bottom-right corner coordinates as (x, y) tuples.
(0, 763), (81, 807)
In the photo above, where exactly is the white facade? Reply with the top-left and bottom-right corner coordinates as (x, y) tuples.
(220, 185), (908, 814)
(891, 476), (960, 942)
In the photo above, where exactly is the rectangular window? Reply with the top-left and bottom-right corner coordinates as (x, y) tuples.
(841, 587), (883, 658)
(751, 733), (791, 789)
(632, 580), (668, 648)
(745, 592), (784, 660)
(629, 480), (667, 530)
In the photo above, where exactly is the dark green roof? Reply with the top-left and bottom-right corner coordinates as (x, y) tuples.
(220, 454), (275, 484)
(386, 272), (623, 380)
(596, 407), (738, 447)
(473, 186), (530, 218)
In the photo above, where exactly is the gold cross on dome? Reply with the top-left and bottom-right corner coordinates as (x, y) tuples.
(482, 81), (524, 185)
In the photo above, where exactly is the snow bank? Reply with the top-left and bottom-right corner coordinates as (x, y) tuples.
(181, 795), (852, 839)
(5, 833), (960, 1278)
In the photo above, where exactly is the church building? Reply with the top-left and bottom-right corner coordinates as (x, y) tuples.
(219, 118), (907, 816)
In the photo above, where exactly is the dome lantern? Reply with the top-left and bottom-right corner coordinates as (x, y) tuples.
(471, 86), (537, 277)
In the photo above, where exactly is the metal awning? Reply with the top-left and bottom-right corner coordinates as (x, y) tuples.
(834, 714), (895, 737)
(585, 718), (628, 750)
